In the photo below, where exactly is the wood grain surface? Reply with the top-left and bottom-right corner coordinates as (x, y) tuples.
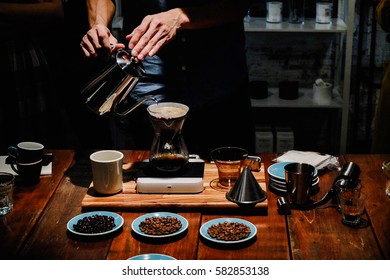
(3, 150), (388, 260)
(81, 163), (268, 213)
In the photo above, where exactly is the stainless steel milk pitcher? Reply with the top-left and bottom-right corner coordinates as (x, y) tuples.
(81, 49), (147, 115)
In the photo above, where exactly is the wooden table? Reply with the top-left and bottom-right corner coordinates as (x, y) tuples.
(1, 150), (389, 260)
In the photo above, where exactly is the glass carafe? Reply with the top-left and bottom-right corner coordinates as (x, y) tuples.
(147, 102), (189, 172)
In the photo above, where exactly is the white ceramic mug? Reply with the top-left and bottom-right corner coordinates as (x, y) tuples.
(313, 82), (333, 105)
(90, 150), (124, 195)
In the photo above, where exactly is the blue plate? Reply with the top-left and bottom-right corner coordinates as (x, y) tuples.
(128, 254), (176, 260)
(67, 211), (124, 237)
(200, 218), (257, 244)
(131, 212), (188, 238)
(268, 162), (318, 181)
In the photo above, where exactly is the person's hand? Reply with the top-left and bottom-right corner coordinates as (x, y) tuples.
(80, 23), (125, 57)
(126, 8), (188, 60)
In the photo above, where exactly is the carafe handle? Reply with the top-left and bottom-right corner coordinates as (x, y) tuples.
(242, 155), (261, 172)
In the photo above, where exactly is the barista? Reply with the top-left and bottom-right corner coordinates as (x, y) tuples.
(80, 0), (255, 159)
(372, 0), (390, 153)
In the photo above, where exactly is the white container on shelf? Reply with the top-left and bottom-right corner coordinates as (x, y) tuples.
(255, 130), (274, 153)
(275, 127), (294, 153)
(316, 1), (333, 24)
(266, 1), (283, 23)
(313, 82), (333, 105)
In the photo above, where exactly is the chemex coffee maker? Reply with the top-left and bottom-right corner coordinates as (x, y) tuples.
(277, 162), (361, 214)
(134, 102), (207, 194)
(147, 102), (190, 173)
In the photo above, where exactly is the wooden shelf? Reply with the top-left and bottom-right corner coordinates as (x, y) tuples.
(250, 87), (342, 109)
(81, 163), (268, 213)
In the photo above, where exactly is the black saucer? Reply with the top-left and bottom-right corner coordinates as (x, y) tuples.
(341, 218), (369, 228)
(268, 182), (320, 197)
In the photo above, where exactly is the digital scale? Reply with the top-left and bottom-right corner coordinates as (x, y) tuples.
(135, 158), (205, 194)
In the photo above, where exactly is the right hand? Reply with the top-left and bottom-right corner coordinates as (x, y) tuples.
(126, 8), (188, 60)
(80, 24), (125, 57)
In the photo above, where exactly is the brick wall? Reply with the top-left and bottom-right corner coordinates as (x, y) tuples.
(245, 32), (337, 87)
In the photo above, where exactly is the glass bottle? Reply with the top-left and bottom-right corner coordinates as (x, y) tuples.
(288, 0), (305, 24)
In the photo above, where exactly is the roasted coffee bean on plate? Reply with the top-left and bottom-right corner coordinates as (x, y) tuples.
(139, 216), (182, 235)
(207, 221), (251, 241)
(73, 214), (115, 234)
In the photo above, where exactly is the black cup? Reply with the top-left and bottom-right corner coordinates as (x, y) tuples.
(11, 160), (42, 186)
(8, 142), (44, 164)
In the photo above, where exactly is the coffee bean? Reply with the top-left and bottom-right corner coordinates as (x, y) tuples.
(73, 215), (115, 234)
(139, 216), (182, 235)
(207, 221), (251, 241)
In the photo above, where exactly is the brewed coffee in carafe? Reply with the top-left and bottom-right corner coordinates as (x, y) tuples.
(147, 102), (189, 173)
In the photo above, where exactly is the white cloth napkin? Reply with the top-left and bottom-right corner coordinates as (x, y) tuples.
(0, 155), (52, 175)
(275, 150), (338, 170)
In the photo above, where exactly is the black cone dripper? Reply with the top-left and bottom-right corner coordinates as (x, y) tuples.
(226, 166), (268, 207)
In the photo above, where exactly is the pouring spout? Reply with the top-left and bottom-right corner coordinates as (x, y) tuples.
(115, 95), (158, 116)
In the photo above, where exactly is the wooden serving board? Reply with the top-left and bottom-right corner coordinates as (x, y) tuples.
(81, 163), (267, 213)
